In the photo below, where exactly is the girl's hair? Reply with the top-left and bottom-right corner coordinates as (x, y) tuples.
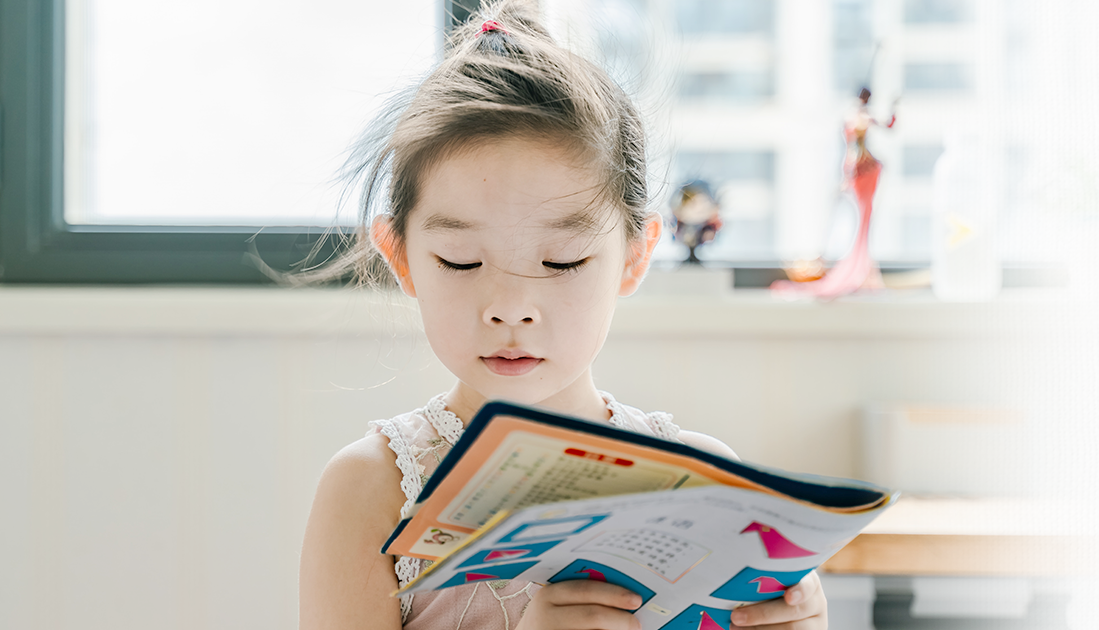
(302, 0), (648, 287)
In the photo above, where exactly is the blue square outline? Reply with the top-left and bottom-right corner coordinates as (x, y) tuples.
(497, 514), (609, 544)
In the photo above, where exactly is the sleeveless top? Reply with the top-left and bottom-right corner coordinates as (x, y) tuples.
(366, 392), (682, 630)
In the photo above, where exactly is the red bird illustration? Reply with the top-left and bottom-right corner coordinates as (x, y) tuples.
(576, 567), (607, 582)
(749, 576), (788, 594)
(740, 522), (816, 559)
(698, 611), (724, 630)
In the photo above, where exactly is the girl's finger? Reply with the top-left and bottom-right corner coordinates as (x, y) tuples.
(729, 599), (806, 627)
(727, 614), (828, 630)
(784, 571), (821, 607)
(552, 603), (642, 630)
(729, 589), (826, 627)
(540, 580), (643, 610)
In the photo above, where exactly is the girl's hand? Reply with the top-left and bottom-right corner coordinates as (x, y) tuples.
(516, 581), (643, 630)
(730, 571), (827, 629)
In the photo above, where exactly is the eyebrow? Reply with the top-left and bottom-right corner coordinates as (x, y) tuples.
(418, 210), (603, 235)
(419, 214), (479, 233)
(544, 210), (601, 234)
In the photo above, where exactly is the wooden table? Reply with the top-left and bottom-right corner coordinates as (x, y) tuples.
(820, 497), (1098, 577)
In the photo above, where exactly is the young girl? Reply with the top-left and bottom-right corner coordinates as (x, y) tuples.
(299, 2), (827, 628)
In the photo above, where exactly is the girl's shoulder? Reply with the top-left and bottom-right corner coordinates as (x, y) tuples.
(364, 395), (466, 521)
(602, 392), (739, 461)
(366, 395), (464, 450)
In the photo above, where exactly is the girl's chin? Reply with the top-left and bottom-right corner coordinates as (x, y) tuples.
(460, 380), (556, 408)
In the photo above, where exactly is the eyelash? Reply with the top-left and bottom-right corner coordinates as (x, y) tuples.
(434, 257), (590, 275)
(436, 257), (482, 273)
(543, 258), (590, 274)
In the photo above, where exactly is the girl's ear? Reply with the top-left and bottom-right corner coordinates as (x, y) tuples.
(370, 216), (416, 297)
(619, 213), (662, 297)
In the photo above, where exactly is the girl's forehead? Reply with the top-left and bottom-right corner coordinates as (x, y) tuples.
(411, 137), (618, 236)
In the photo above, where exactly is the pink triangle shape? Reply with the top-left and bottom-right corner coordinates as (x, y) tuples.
(484, 549), (528, 562)
(750, 576), (787, 594)
(698, 611), (724, 630)
(740, 521), (816, 559)
(464, 572), (499, 582)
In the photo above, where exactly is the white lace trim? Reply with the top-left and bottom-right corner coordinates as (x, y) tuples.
(393, 556), (420, 621)
(423, 394), (465, 446)
(599, 390), (680, 441)
(371, 418), (423, 519)
(370, 417), (424, 622)
(601, 391), (633, 431)
(647, 410), (681, 441)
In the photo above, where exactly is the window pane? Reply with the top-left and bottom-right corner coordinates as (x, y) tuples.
(902, 145), (945, 178)
(677, 71), (772, 103)
(904, 62), (973, 92)
(673, 151), (775, 183)
(65, 0), (439, 226)
(833, 0), (874, 92)
(904, 0), (971, 24)
(674, 0), (774, 35)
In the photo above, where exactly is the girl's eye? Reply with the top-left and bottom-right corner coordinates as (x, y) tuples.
(436, 257), (482, 272)
(543, 258), (590, 274)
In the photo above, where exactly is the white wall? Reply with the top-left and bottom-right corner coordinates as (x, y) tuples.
(1, 286), (1094, 630)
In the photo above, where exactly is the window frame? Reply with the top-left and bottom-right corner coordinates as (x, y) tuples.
(0, 0), (479, 284)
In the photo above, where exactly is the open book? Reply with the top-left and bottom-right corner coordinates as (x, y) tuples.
(383, 401), (895, 629)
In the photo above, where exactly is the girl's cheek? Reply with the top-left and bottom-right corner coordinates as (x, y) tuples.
(557, 269), (618, 310)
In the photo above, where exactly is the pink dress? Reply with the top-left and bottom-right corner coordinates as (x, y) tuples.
(367, 392), (683, 630)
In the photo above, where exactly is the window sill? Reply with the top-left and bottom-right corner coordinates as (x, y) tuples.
(0, 285), (1080, 339)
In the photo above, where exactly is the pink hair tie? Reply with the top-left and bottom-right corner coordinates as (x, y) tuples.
(478, 20), (507, 36)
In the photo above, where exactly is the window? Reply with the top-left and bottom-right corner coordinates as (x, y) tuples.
(0, 0), (464, 283)
(3, 0), (1090, 284)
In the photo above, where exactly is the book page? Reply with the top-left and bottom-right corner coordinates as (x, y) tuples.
(400, 485), (894, 630)
(439, 430), (703, 529)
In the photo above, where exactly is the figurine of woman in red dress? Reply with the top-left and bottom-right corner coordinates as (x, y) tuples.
(772, 87), (896, 299)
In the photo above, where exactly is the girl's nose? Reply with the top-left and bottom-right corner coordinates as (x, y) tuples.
(482, 280), (541, 326)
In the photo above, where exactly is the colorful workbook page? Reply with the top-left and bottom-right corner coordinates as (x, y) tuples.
(399, 484), (895, 630)
(383, 401), (889, 560)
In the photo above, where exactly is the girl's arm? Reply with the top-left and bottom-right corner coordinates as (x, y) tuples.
(300, 435), (407, 630)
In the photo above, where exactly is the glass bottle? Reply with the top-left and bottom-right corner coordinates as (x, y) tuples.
(931, 132), (1002, 301)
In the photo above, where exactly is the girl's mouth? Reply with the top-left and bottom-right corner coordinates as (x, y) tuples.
(481, 354), (543, 376)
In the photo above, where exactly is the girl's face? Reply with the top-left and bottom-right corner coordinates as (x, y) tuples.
(383, 137), (650, 412)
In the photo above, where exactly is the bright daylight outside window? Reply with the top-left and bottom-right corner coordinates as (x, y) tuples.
(64, 0), (439, 227)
